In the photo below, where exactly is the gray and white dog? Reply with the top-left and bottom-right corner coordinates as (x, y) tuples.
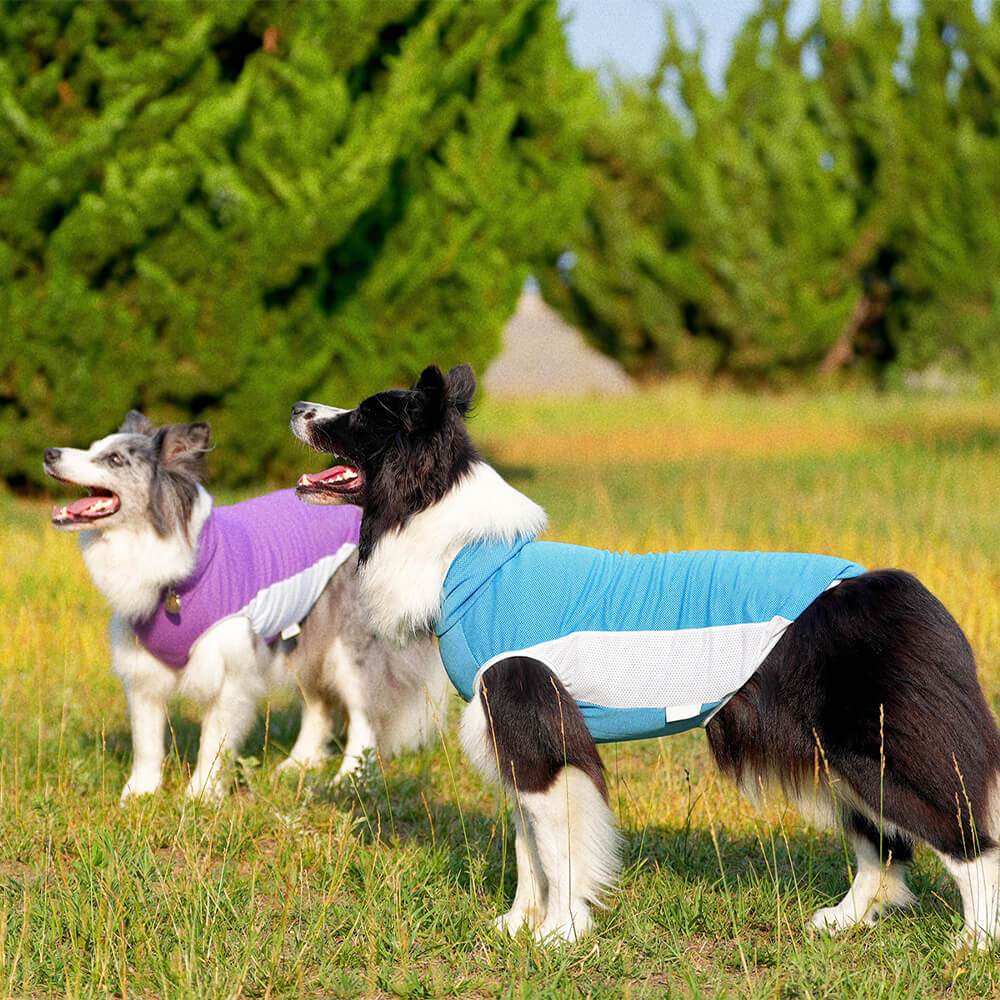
(44, 411), (448, 801)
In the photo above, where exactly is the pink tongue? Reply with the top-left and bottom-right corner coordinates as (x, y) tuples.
(67, 496), (102, 515)
(299, 467), (352, 485)
(61, 494), (120, 517)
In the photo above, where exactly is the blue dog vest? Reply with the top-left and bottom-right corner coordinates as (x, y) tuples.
(435, 539), (865, 743)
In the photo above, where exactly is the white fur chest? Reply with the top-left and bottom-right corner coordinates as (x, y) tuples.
(358, 461), (547, 647)
(79, 489), (211, 621)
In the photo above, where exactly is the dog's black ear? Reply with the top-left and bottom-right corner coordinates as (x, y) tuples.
(412, 364), (474, 426)
(154, 422), (212, 467)
(408, 365), (447, 429)
(415, 365), (446, 394)
(120, 410), (156, 436)
(445, 364), (475, 416)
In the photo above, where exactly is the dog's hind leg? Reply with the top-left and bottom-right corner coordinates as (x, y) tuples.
(811, 809), (915, 932)
(187, 676), (258, 800)
(713, 570), (1000, 946)
(326, 637), (377, 782)
(279, 692), (335, 773)
(937, 848), (1000, 949)
(462, 656), (621, 943)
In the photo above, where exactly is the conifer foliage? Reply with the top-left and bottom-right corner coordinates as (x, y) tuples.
(538, 0), (1000, 387)
(0, 0), (596, 486)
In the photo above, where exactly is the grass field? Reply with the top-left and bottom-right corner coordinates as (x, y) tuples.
(3, 383), (1000, 999)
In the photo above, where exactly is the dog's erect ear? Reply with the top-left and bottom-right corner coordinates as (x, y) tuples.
(149, 423), (211, 539)
(120, 410), (156, 436)
(154, 422), (212, 467)
(445, 364), (475, 416)
(413, 364), (475, 421)
(415, 365), (446, 395)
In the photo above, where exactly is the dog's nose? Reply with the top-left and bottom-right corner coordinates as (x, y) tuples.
(291, 402), (315, 421)
(44, 447), (61, 464)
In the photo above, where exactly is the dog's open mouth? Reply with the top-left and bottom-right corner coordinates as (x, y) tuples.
(51, 487), (121, 525)
(296, 462), (363, 504)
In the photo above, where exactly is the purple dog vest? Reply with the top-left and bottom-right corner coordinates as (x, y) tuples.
(131, 491), (360, 669)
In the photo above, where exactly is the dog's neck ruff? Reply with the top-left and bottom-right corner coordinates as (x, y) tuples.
(80, 486), (213, 620)
(435, 539), (866, 742)
(127, 491), (360, 669)
(358, 461), (547, 646)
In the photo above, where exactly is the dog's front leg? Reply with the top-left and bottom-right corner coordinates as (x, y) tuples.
(120, 685), (168, 802)
(111, 617), (171, 802)
(186, 673), (258, 800)
(462, 656), (622, 944)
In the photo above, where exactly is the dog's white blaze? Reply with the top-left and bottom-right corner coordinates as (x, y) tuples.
(359, 461), (546, 646)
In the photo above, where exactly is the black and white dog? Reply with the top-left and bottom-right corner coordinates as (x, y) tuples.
(291, 364), (1000, 947)
(45, 411), (447, 801)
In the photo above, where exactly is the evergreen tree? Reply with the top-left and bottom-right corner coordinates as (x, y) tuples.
(0, 0), (597, 486)
(888, 0), (1000, 388)
(540, 0), (1000, 388)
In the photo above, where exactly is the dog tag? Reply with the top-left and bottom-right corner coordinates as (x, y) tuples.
(280, 622), (301, 640)
(165, 589), (181, 615)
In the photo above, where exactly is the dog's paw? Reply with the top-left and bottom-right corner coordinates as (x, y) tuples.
(810, 903), (876, 933)
(275, 755), (321, 776)
(119, 774), (160, 804)
(954, 921), (999, 952)
(493, 902), (544, 936)
(533, 908), (592, 945)
(494, 912), (525, 936)
(332, 746), (379, 786)
(185, 773), (227, 803)
(275, 756), (301, 775)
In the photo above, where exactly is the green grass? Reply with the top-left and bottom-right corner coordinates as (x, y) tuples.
(3, 384), (1000, 998)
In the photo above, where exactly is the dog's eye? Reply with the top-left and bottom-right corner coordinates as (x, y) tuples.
(107, 452), (124, 467)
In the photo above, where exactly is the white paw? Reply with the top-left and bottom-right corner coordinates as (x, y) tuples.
(810, 903), (876, 933)
(493, 903), (544, 936)
(185, 774), (226, 802)
(332, 747), (379, 785)
(276, 754), (328, 775)
(533, 909), (592, 945)
(332, 759), (359, 784)
(275, 756), (302, 775)
(119, 774), (160, 804)
(955, 922), (999, 952)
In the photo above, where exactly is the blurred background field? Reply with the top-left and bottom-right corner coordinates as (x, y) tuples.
(3, 387), (999, 999)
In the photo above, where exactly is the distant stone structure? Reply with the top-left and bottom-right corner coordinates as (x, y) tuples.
(484, 287), (634, 397)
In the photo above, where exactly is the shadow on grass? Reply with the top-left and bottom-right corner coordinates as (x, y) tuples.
(321, 767), (874, 907)
(90, 717), (960, 937)
(93, 700), (329, 773)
